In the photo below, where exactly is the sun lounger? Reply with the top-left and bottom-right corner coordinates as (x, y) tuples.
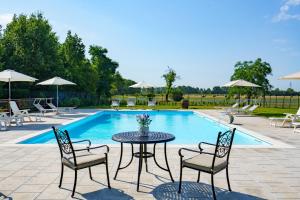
(234, 104), (259, 115)
(0, 112), (23, 129)
(111, 99), (120, 108)
(47, 102), (75, 112)
(33, 102), (57, 114)
(269, 107), (300, 127)
(148, 99), (156, 107)
(127, 98), (136, 107)
(9, 101), (32, 122)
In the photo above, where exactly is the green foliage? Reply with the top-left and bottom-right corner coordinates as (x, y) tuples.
(230, 58), (272, 99)
(0, 13), (63, 79)
(171, 88), (183, 101)
(60, 31), (97, 95)
(61, 97), (81, 107)
(162, 67), (179, 101)
(89, 45), (118, 101)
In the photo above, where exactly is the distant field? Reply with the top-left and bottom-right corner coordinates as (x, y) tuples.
(112, 94), (300, 109)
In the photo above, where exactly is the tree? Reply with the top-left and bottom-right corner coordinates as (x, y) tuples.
(60, 31), (97, 95)
(0, 13), (63, 79)
(89, 45), (118, 101)
(162, 67), (179, 102)
(230, 58), (272, 100)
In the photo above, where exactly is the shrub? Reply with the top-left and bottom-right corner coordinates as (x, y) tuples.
(171, 89), (184, 102)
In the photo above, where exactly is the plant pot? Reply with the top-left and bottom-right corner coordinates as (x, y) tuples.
(182, 100), (189, 109)
(139, 126), (149, 136)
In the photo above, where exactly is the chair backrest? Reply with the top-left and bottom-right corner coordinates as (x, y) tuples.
(52, 127), (77, 165)
(212, 128), (236, 168)
(127, 98), (136, 106)
(241, 104), (250, 110)
(111, 100), (120, 106)
(248, 105), (258, 112)
(47, 102), (57, 110)
(232, 103), (239, 108)
(296, 107), (300, 115)
(9, 101), (21, 114)
(33, 103), (45, 111)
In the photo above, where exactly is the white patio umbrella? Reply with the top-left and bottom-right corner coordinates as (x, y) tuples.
(0, 69), (37, 115)
(223, 79), (261, 88)
(129, 81), (154, 89)
(279, 71), (300, 80)
(37, 77), (76, 108)
(223, 79), (261, 104)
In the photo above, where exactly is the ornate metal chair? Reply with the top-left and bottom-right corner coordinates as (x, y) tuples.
(178, 128), (236, 200)
(52, 127), (111, 197)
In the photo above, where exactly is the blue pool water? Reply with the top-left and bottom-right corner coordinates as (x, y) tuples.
(20, 110), (268, 145)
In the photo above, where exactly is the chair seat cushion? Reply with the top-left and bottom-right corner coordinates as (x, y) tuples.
(183, 153), (227, 173)
(62, 151), (106, 169)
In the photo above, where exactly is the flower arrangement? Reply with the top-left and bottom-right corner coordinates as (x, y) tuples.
(136, 113), (152, 128)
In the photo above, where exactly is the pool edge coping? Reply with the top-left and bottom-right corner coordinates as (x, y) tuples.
(2, 109), (294, 149)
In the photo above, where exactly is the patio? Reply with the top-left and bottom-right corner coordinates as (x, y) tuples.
(0, 109), (300, 199)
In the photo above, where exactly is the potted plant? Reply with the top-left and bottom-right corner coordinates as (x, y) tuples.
(182, 99), (189, 109)
(136, 113), (152, 136)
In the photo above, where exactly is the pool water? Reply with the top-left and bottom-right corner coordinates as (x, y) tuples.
(20, 110), (268, 145)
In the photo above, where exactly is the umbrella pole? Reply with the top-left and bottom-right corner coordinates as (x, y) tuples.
(56, 85), (59, 113)
(9, 79), (11, 117)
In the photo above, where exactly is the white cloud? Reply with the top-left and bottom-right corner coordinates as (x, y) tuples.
(0, 13), (13, 28)
(273, 0), (300, 22)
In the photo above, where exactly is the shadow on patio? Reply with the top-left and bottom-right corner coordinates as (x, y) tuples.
(80, 188), (133, 200)
(152, 181), (266, 200)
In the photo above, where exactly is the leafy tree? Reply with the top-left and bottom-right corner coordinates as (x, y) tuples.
(162, 67), (179, 101)
(0, 13), (63, 79)
(89, 45), (118, 101)
(230, 58), (272, 100)
(60, 31), (97, 94)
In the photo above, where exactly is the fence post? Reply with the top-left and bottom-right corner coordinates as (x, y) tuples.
(282, 96), (285, 108)
(275, 95), (277, 108)
(298, 95), (299, 108)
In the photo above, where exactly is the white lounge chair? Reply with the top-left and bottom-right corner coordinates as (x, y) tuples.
(47, 102), (75, 113)
(269, 107), (300, 127)
(127, 98), (136, 107)
(111, 99), (120, 108)
(148, 99), (156, 107)
(223, 104), (250, 115)
(9, 101), (32, 122)
(33, 102), (57, 114)
(0, 112), (23, 129)
(236, 104), (259, 115)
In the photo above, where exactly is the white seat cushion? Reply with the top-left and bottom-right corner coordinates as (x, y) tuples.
(62, 151), (106, 169)
(183, 153), (227, 173)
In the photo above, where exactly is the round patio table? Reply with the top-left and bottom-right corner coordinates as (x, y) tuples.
(112, 131), (175, 191)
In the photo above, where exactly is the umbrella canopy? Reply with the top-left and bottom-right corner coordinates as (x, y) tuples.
(223, 79), (261, 87)
(279, 71), (300, 80)
(37, 76), (76, 86)
(37, 77), (76, 109)
(0, 69), (37, 82)
(0, 69), (37, 115)
(129, 81), (154, 89)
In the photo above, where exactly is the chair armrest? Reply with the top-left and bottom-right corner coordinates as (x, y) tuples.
(20, 109), (30, 114)
(198, 142), (216, 151)
(72, 139), (91, 147)
(75, 144), (109, 153)
(178, 148), (202, 157)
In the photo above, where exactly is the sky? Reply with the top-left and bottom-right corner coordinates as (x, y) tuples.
(0, 0), (300, 90)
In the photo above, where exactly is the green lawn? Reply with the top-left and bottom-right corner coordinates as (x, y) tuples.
(253, 107), (297, 118)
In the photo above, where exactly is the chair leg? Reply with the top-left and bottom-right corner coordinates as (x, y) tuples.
(197, 171), (200, 183)
(71, 170), (77, 197)
(178, 158), (183, 193)
(211, 174), (216, 200)
(226, 166), (231, 191)
(105, 154), (111, 189)
(59, 163), (64, 188)
(89, 167), (93, 180)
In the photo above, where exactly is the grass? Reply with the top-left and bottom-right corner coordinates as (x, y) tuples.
(253, 107), (297, 118)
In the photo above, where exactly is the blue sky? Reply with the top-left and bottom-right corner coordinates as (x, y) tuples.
(1, 0), (300, 90)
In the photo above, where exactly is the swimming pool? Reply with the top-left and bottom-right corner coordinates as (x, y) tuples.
(19, 110), (268, 145)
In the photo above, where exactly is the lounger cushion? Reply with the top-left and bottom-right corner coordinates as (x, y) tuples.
(62, 152), (106, 169)
(183, 153), (227, 173)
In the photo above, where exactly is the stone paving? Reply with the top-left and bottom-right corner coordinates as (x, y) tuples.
(0, 109), (300, 200)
